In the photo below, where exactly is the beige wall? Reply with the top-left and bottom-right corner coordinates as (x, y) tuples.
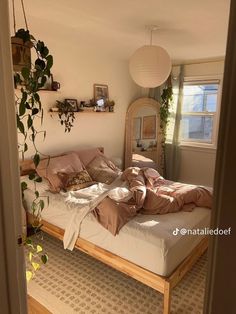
(177, 60), (224, 186)
(17, 24), (141, 160)
(13, 10), (224, 186)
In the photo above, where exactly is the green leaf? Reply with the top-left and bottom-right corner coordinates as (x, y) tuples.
(46, 55), (53, 70)
(35, 176), (42, 183)
(27, 115), (33, 128)
(39, 199), (45, 210)
(36, 41), (44, 53)
(34, 93), (40, 102)
(35, 58), (45, 71)
(17, 116), (25, 134)
(35, 191), (39, 198)
(21, 67), (30, 80)
(32, 108), (39, 115)
(26, 270), (33, 282)
(25, 238), (32, 245)
(15, 29), (31, 43)
(24, 143), (28, 152)
(29, 172), (35, 180)
(19, 101), (26, 116)
(41, 46), (49, 58)
(25, 102), (31, 109)
(32, 262), (40, 271)
(36, 245), (43, 253)
(41, 254), (48, 264)
(21, 181), (27, 191)
(33, 153), (40, 167)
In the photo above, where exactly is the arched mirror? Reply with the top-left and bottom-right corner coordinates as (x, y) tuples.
(125, 97), (164, 174)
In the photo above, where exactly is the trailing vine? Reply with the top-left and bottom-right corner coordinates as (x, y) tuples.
(14, 28), (53, 279)
(160, 85), (173, 137)
(158, 79), (173, 175)
(56, 100), (75, 132)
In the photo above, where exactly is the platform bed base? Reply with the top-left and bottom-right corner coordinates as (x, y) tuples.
(28, 214), (208, 314)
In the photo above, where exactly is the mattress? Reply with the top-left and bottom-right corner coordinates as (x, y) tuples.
(24, 181), (211, 277)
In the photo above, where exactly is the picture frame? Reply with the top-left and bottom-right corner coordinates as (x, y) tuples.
(142, 115), (156, 139)
(94, 84), (109, 103)
(65, 99), (78, 111)
(132, 117), (142, 140)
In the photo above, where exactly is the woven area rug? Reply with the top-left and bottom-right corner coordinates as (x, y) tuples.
(27, 233), (207, 314)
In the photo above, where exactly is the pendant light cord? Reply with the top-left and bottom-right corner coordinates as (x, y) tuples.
(12, 0), (29, 33)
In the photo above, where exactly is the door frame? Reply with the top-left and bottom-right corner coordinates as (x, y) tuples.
(0, 0), (27, 313)
(204, 0), (236, 313)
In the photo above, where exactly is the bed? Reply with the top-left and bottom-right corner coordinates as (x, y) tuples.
(21, 147), (210, 314)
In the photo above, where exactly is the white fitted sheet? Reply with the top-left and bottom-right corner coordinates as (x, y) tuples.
(24, 184), (211, 276)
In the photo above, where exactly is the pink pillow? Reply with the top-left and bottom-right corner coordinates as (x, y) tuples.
(86, 155), (120, 184)
(36, 153), (84, 192)
(74, 148), (103, 167)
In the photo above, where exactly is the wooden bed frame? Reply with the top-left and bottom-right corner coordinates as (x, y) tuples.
(28, 213), (208, 314)
(22, 149), (208, 314)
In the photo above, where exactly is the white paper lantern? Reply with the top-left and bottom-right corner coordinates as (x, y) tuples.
(129, 45), (171, 88)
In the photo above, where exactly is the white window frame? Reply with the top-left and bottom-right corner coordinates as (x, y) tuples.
(180, 75), (223, 149)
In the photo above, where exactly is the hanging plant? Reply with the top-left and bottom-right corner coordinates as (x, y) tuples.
(56, 100), (75, 132)
(13, 24), (53, 280)
(160, 78), (173, 138)
(157, 77), (173, 176)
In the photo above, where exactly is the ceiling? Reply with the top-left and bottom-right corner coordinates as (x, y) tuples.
(12, 0), (230, 63)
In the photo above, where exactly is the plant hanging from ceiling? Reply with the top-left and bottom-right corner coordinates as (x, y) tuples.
(160, 78), (173, 137)
(12, 0), (53, 279)
(157, 76), (173, 176)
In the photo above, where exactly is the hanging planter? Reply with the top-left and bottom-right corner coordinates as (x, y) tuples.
(11, 29), (33, 72)
(12, 0), (54, 280)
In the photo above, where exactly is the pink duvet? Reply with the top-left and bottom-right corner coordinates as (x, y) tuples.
(121, 167), (212, 215)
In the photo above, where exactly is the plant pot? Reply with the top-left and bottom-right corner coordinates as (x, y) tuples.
(11, 36), (32, 72)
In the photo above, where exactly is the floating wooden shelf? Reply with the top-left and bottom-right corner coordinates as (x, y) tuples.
(49, 110), (114, 114)
(39, 89), (60, 92)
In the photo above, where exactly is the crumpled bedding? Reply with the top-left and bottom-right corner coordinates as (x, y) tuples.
(23, 168), (212, 250)
(121, 167), (212, 214)
(92, 167), (212, 236)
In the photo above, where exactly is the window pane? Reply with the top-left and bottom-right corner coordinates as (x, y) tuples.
(181, 115), (213, 142)
(206, 93), (217, 112)
(183, 84), (218, 113)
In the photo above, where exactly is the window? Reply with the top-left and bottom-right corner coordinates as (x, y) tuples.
(180, 81), (220, 146)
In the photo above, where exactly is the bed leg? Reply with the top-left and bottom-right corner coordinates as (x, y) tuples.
(163, 281), (171, 314)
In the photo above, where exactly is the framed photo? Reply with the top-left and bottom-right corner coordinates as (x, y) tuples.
(142, 115), (156, 139)
(94, 84), (109, 103)
(132, 117), (141, 140)
(65, 99), (78, 111)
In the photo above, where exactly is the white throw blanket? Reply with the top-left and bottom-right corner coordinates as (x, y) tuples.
(23, 175), (130, 250)
(62, 178), (130, 250)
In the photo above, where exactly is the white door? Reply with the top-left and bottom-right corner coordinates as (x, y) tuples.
(0, 0), (27, 313)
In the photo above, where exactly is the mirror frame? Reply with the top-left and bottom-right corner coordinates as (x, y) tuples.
(124, 97), (164, 173)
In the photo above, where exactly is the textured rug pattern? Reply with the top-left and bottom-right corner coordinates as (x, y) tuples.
(27, 233), (206, 314)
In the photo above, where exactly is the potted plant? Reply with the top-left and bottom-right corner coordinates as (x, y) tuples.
(14, 27), (54, 280)
(55, 100), (75, 132)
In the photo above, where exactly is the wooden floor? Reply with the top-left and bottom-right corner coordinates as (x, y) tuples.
(28, 295), (51, 314)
